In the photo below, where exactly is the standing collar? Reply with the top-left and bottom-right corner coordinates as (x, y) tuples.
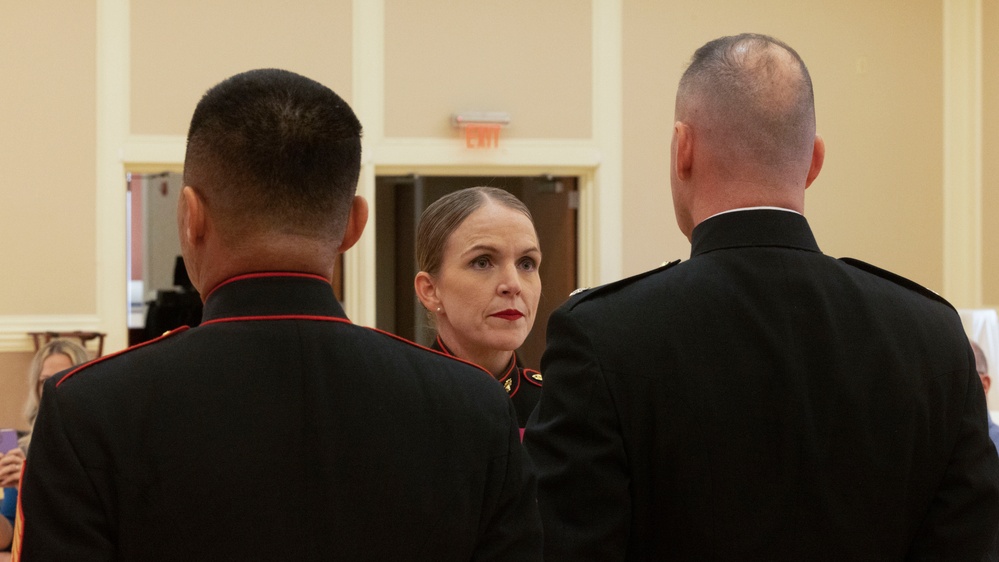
(432, 335), (520, 380)
(200, 272), (347, 323)
(690, 208), (821, 258)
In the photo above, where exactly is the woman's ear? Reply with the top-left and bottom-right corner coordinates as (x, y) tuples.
(414, 271), (441, 313)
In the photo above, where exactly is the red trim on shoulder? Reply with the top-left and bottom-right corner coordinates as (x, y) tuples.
(374, 328), (491, 376)
(56, 326), (191, 388)
(434, 336), (516, 382)
(204, 272), (330, 300)
(200, 314), (353, 327)
(522, 368), (543, 387)
(196, 316), (489, 375)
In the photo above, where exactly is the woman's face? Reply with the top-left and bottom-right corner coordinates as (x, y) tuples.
(38, 352), (74, 397)
(430, 201), (542, 357)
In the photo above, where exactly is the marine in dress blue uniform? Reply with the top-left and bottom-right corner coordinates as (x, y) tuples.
(16, 276), (541, 561)
(14, 69), (541, 561)
(523, 34), (999, 560)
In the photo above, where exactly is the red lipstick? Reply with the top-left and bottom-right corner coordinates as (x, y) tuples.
(492, 309), (524, 321)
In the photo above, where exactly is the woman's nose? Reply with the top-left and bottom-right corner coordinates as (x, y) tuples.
(497, 264), (522, 295)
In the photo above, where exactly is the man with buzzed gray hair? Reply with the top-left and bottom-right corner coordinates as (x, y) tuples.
(525, 33), (999, 560)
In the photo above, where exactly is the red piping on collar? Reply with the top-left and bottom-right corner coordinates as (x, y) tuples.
(200, 314), (352, 326)
(57, 326), (191, 388)
(197, 316), (486, 376)
(406, 334), (492, 376)
(199, 319), (491, 377)
(434, 335), (517, 382)
(204, 272), (330, 301)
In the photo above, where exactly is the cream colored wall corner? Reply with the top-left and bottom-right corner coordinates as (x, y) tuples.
(982, 0), (999, 307)
(944, 0), (984, 308)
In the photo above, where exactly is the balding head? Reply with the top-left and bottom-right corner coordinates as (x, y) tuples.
(670, 34), (823, 238)
(677, 34), (815, 176)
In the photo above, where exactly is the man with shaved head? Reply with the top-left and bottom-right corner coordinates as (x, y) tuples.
(525, 34), (999, 560)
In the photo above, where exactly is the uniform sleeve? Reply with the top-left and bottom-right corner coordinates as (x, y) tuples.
(908, 361), (999, 561)
(523, 306), (630, 562)
(16, 379), (115, 561)
(472, 399), (543, 561)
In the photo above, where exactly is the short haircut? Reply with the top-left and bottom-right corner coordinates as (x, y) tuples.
(416, 187), (535, 277)
(184, 68), (362, 244)
(677, 33), (815, 170)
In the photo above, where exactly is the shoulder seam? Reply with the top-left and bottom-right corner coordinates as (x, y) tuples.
(839, 257), (955, 311)
(568, 259), (681, 310)
(56, 326), (191, 388)
(360, 325), (493, 376)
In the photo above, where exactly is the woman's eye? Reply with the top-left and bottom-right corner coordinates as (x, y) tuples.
(471, 256), (491, 269)
(518, 257), (538, 272)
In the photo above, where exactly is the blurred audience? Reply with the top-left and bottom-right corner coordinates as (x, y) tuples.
(971, 341), (999, 453)
(0, 338), (88, 551)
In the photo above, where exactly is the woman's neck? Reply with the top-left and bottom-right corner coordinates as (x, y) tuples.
(438, 337), (514, 378)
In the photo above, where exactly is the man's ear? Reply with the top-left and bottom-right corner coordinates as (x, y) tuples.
(805, 134), (825, 188)
(414, 271), (441, 314)
(338, 195), (369, 253)
(178, 186), (207, 247)
(674, 122), (694, 182)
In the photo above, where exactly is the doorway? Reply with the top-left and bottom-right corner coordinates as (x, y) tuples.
(375, 175), (578, 371)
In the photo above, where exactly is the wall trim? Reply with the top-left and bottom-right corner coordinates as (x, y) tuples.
(96, 0), (130, 352)
(0, 315), (104, 353)
(121, 135), (186, 165)
(943, 0), (983, 307)
(348, 0), (385, 326)
(371, 138), (602, 169)
(590, 0), (624, 284)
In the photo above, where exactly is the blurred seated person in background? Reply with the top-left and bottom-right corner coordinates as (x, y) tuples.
(143, 255), (202, 341)
(0, 339), (88, 550)
(972, 341), (999, 454)
(415, 187), (544, 428)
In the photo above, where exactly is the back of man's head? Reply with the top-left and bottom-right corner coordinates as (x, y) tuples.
(677, 33), (815, 182)
(183, 68), (362, 246)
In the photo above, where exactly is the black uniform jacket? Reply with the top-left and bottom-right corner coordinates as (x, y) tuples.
(432, 336), (542, 427)
(16, 273), (542, 561)
(524, 209), (999, 561)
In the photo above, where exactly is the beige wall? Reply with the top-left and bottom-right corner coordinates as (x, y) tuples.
(0, 1), (994, 417)
(0, 2), (97, 315)
(984, 0), (999, 305)
(384, 0), (592, 139)
(131, 0), (353, 136)
(622, 1), (944, 288)
(0, 353), (33, 431)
